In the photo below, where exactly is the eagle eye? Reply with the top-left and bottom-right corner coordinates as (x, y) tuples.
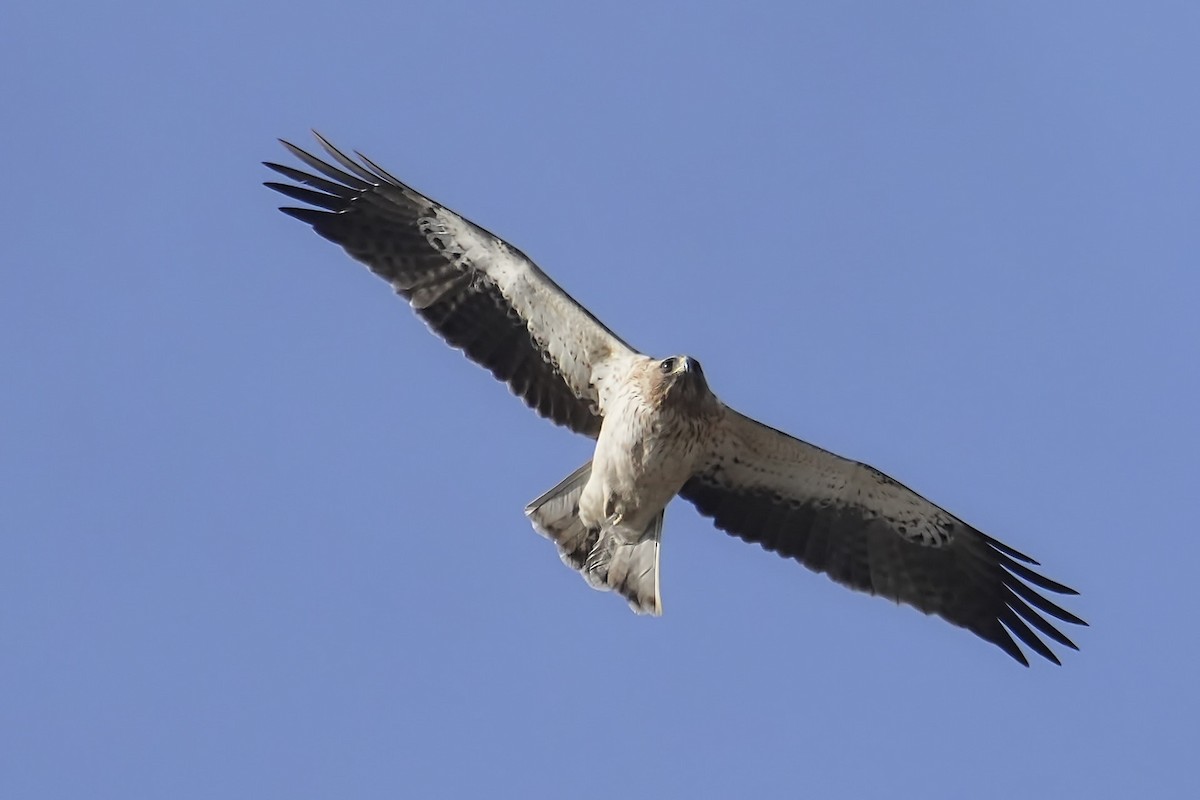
(660, 357), (676, 373)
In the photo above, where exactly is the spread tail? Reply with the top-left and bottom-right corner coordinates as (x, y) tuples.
(524, 462), (663, 615)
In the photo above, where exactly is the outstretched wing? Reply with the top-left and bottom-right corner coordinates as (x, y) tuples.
(265, 133), (639, 437)
(682, 409), (1085, 665)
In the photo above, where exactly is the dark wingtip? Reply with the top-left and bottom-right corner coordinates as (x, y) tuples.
(355, 150), (407, 187)
(263, 161), (299, 178)
(265, 181), (344, 210)
(278, 206), (332, 225)
(1009, 646), (1032, 668)
(980, 531), (1041, 565)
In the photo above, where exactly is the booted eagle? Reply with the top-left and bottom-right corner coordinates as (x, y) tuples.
(265, 133), (1085, 666)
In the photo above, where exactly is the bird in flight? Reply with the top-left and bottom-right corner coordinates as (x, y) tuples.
(265, 132), (1085, 665)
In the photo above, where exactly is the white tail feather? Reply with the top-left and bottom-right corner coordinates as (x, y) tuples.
(524, 462), (663, 615)
(524, 462), (596, 570)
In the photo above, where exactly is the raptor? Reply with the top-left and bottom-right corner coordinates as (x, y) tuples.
(265, 133), (1085, 665)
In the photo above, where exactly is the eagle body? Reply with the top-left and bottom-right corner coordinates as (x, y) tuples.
(544, 355), (721, 613)
(582, 356), (719, 536)
(265, 133), (1086, 665)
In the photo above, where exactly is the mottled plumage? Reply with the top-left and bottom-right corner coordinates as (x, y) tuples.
(265, 133), (1085, 665)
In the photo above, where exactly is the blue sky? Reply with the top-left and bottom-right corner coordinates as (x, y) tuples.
(3, 2), (1198, 797)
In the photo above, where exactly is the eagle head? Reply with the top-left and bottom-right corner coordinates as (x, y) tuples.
(652, 355), (714, 411)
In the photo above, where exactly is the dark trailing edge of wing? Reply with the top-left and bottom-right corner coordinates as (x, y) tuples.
(680, 474), (1086, 666)
(264, 134), (603, 437)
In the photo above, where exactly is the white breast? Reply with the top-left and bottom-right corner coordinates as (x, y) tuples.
(577, 372), (709, 536)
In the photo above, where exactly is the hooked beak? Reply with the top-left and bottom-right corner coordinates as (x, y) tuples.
(674, 357), (707, 394)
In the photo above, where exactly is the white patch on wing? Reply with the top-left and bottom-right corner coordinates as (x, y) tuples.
(418, 206), (632, 409)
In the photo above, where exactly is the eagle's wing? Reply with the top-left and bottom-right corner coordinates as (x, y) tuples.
(265, 133), (639, 437)
(681, 409), (1085, 665)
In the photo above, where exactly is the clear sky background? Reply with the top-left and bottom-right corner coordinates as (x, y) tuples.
(3, 2), (1197, 798)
